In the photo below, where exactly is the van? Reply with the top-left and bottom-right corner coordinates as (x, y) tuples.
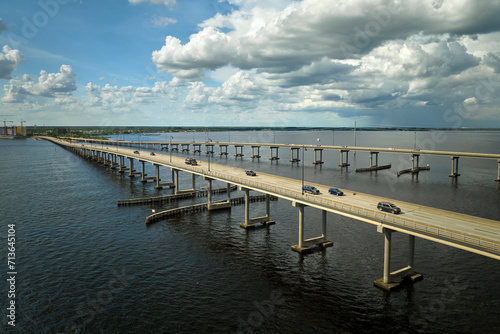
(302, 185), (320, 195)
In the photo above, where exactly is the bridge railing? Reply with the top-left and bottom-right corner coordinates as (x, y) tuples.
(62, 139), (500, 255)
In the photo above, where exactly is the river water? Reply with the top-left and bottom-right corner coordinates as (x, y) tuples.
(1, 130), (499, 333)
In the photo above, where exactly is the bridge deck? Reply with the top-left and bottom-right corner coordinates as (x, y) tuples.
(51, 138), (500, 260)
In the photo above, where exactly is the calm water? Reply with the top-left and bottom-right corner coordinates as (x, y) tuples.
(1, 130), (499, 334)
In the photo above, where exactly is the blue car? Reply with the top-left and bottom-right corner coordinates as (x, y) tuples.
(328, 188), (344, 196)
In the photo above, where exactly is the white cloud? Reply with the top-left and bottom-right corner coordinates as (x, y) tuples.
(129, 0), (176, 5)
(2, 64), (76, 103)
(152, 16), (177, 27)
(0, 45), (23, 79)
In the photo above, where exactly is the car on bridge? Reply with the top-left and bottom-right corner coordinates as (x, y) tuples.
(133, 150), (139, 154)
(303, 185), (320, 195)
(328, 188), (344, 196)
(150, 152), (155, 156)
(246, 170), (257, 176)
(377, 201), (401, 214)
(185, 158), (198, 165)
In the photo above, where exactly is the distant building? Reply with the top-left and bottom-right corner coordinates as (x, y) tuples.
(1, 126), (27, 137)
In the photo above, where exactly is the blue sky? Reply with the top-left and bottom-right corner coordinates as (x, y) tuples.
(1, 0), (500, 128)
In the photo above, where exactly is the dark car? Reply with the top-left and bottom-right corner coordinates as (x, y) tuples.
(185, 158), (192, 164)
(328, 188), (344, 196)
(150, 152), (155, 156)
(246, 170), (256, 176)
(303, 185), (320, 195)
(133, 150), (139, 154)
(190, 159), (198, 166)
(377, 201), (401, 214)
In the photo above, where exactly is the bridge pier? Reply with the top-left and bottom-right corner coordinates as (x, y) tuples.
(181, 144), (190, 153)
(355, 152), (392, 172)
(154, 164), (174, 189)
(205, 144), (214, 155)
(219, 145), (228, 156)
(251, 146), (261, 159)
(118, 156), (129, 173)
(374, 227), (422, 291)
(449, 156), (460, 177)
(270, 146), (280, 161)
(398, 154), (430, 176)
(193, 144), (201, 154)
(290, 147), (300, 163)
(370, 151), (379, 168)
(205, 178), (231, 211)
(291, 203), (333, 254)
(339, 149), (350, 167)
(110, 154), (118, 169)
(497, 160), (500, 182)
(313, 148), (324, 165)
(240, 188), (275, 228)
(173, 170), (196, 195)
(127, 158), (141, 177)
(171, 144), (179, 152)
(235, 145), (244, 157)
(139, 161), (156, 183)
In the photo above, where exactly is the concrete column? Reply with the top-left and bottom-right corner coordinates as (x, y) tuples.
(251, 146), (261, 159)
(128, 158), (135, 177)
(140, 161), (147, 182)
(207, 179), (213, 205)
(339, 150), (350, 167)
(266, 194), (271, 218)
(313, 149), (324, 165)
(383, 228), (392, 284)
(270, 147), (280, 161)
(192, 173), (196, 190)
(322, 210), (327, 240)
(497, 160), (500, 182)
(370, 152), (379, 167)
(450, 156), (460, 177)
(298, 204), (305, 248)
(244, 188), (250, 226)
(155, 165), (162, 189)
(227, 183), (231, 200)
(174, 169), (179, 194)
(409, 235), (415, 269)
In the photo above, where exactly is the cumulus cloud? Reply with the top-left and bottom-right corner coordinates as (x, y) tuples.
(2, 64), (76, 103)
(85, 80), (174, 109)
(0, 45), (23, 79)
(152, 16), (177, 27)
(129, 0), (176, 5)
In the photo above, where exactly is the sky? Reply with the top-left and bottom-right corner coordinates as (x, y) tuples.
(1, 0), (500, 128)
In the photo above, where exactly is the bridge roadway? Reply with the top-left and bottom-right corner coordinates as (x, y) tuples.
(52, 138), (500, 260)
(73, 137), (500, 160)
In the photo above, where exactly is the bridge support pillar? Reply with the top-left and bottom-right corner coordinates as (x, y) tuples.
(251, 146), (261, 159)
(339, 150), (350, 167)
(171, 144), (179, 152)
(270, 146), (280, 162)
(411, 154), (420, 172)
(240, 188), (275, 228)
(204, 178), (231, 211)
(374, 227), (422, 291)
(497, 160), (500, 182)
(235, 145), (244, 157)
(219, 145), (228, 157)
(313, 148), (324, 165)
(127, 158), (140, 177)
(449, 156), (460, 177)
(370, 151), (379, 168)
(153, 164), (174, 189)
(291, 203), (332, 254)
(118, 156), (129, 173)
(289, 147), (300, 163)
(181, 144), (190, 153)
(206, 144), (214, 155)
(193, 144), (201, 154)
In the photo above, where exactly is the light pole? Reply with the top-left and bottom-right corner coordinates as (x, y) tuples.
(169, 135), (173, 163)
(301, 145), (306, 195)
(208, 138), (212, 172)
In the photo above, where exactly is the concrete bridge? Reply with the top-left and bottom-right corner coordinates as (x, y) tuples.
(68, 137), (500, 181)
(44, 137), (500, 291)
